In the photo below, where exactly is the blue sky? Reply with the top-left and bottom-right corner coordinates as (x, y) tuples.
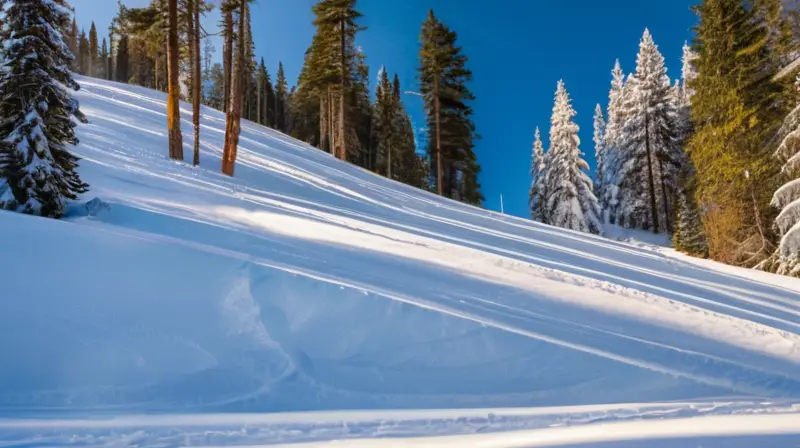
(72, 0), (697, 218)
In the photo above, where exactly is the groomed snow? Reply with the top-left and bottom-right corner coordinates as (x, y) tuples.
(1, 76), (799, 446)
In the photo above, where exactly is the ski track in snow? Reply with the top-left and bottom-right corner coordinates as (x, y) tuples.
(1, 77), (800, 446)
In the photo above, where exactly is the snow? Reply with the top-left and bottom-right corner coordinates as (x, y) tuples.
(1, 76), (800, 446)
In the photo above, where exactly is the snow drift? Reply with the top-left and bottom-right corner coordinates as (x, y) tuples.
(1, 77), (800, 445)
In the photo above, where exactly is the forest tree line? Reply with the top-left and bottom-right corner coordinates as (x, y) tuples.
(62, 0), (482, 204)
(530, 0), (800, 277)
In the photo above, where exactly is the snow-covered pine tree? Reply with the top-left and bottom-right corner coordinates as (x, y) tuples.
(763, 74), (800, 276)
(673, 172), (708, 257)
(544, 81), (602, 234)
(593, 104), (608, 222)
(681, 42), (697, 101)
(0, 0), (89, 218)
(670, 41), (708, 257)
(529, 127), (547, 222)
(602, 60), (625, 224)
(617, 29), (679, 233)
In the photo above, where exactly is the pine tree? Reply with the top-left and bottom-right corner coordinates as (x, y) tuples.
(293, 0), (366, 162)
(206, 63), (225, 110)
(617, 29), (679, 233)
(544, 81), (602, 234)
(98, 38), (109, 80)
(77, 28), (88, 74)
(603, 60), (626, 224)
(390, 74), (426, 188)
(255, 58), (274, 127)
(312, 0), (363, 160)
(674, 180), (709, 258)
(529, 127), (547, 222)
(0, 0), (89, 218)
(67, 17), (78, 71)
(374, 67), (397, 178)
(689, 0), (787, 265)
(115, 33), (129, 82)
(592, 104), (608, 222)
(419, 10), (482, 204)
(275, 61), (288, 132)
(88, 21), (98, 76)
(106, 33), (113, 80)
(762, 74), (800, 276)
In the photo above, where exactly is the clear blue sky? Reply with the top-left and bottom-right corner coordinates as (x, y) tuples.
(71, 0), (697, 218)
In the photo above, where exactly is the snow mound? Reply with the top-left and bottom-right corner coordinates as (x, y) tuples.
(1, 77), (799, 445)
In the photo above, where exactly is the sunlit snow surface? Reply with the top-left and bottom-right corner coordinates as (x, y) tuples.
(1, 77), (799, 446)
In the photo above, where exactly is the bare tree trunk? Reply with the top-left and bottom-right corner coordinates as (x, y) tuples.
(223, 6), (233, 115)
(338, 20), (346, 160)
(434, 75), (443, 196)
(192, 0), (202, 166)
(222, 0), (246, 176)
(166, 0), (183, 161)
(645, 112), (659, 233)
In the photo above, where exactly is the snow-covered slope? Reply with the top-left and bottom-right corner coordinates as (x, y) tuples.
(1, 77), (800, 446)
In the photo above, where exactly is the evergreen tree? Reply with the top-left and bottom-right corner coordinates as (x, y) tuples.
(374, 67), (397, 178)
(681, 42), (698, 100)
(256, 58), (274, 127)
(106, 33), (114, 80)
(293, 0), (366, 162)
(390, 74), (427, 187)
(544, 81), (602, 234)
(689, 0), (787, 265)
(275, 61), (288, 132)
(206, 63), (225, 110)
(673, 178), (709, 258)
(419, 10), (482, 204)
(617, 29), (679, 233)
(88, 21), (98, 76)
(529, 127), (547, 222)
(312, 0), (364, 160)
(0, 0), (89, 218)
(762, 74), (800, 276)
(98, 38), (109, 80)
(115, 33), (129, 82)
(77, 28), (89, 74)
(592, 104), (608, 222)
(67, 17), (78, 71)
(602, 60), (626, 225)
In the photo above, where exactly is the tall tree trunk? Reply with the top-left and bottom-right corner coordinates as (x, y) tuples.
(338, 20), (346, 160)
(166, 0), (183, 161)
(645, 112), (659, 233)
(221, 0), (246, 176)
(434, 74), (443, 196)
(192, 0), (202, 166)
(223, 7), (233, 115)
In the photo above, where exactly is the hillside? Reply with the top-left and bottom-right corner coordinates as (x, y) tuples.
(0, 77), (799, 446)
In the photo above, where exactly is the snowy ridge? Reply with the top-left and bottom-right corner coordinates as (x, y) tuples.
(1, 77), (800, 445)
